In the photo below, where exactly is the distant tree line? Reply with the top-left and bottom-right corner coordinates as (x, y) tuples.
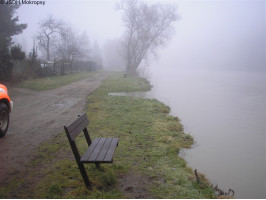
(35, 15), (102, 76)
(0, 0), (178, 81)
(0, 5), (102, 82)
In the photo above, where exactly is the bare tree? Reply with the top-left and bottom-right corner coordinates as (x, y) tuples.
(78, 31), (91, 60)
(118, 0), (179, 75)
(56, 25), (78, 59)
(55, 24), (90, 73)
(36, 15), (64, 61)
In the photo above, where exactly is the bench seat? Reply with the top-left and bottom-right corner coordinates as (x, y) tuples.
(80, 138), (118, 163)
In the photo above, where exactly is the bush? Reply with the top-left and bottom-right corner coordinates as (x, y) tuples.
(11, 45), (25, 61)
(0, 53), (12, 82)
(11, 60), (42, 82)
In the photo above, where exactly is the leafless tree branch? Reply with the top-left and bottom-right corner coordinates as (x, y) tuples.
(118, 0), (179, 75)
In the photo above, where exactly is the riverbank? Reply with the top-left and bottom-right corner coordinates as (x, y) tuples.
(0, 72), (215, 198)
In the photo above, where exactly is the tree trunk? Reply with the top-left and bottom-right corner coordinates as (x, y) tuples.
(126, 63), (138, 76)
(70, 59), (73, 74)
(47, 38), (50, 61)
(60, 62), (65, 75)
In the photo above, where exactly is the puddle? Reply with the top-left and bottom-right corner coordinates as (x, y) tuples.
(52, 103), (65, 108)
(108, 91), (152, 99)
(50, 98), (78, 110)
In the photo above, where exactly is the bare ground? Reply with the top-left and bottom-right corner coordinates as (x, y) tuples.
(117, 171), (154, 199)
(0, 72), (108, 185)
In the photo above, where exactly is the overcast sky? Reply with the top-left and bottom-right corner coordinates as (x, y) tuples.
(150, 0), (265, 73)
(15, 0), (123, 50)
(14, 0), (265, 72)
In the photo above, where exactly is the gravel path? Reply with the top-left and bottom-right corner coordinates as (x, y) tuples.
(0, 72), (108, 184)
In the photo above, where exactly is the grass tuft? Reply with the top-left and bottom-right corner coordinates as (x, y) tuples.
(46, 183), (63, 198)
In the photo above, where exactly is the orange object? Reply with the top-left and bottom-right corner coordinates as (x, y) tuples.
(0, 84), (12, 137)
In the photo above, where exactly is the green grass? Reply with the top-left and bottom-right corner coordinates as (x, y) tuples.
(16, 71), (99, 91)
(0, 72), (216, 198)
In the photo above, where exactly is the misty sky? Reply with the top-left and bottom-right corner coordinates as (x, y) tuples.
(14, 0), (265, 73)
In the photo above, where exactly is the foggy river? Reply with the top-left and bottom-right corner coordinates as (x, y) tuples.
(145, 68), (266, 198)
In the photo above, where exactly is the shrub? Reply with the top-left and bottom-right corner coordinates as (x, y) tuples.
(11, 45), (25, 61)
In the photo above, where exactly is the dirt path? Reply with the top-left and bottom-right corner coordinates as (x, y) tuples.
(0, 72), (108, 184)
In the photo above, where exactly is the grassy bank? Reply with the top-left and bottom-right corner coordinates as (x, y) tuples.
(16, 71), (99, 91)
(0, 72), (215, 198)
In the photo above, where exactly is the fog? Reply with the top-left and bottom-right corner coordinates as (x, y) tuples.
(12, 0), (266, 198)
(14, 0), (123, 56)
(149, 0), (265, 73)
(14, 0), (265, 73)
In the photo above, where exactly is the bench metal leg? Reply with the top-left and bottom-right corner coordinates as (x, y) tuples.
(78, 162), (92, 189)
(95, 163), (101, 171)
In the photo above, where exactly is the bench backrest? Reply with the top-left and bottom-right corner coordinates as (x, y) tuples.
(64, 113), (92, 146)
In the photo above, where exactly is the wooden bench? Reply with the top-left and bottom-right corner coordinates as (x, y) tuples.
(64, 113), (118, 189)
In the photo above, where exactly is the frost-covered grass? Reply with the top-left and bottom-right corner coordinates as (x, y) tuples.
(0, 72), (215, 198)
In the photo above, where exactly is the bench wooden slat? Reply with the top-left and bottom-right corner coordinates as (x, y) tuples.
(80, 138), (100, 162)
(69, 118), (89, 141)
(88, 138), (107, 162)
(66, 113), (88, 133)
(95, 138), (113, 162)
(104, 138), (119, 162)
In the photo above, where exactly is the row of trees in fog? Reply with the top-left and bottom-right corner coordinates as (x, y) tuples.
(0, 4), (102, 81)
(0, 0), (178, 81)
(35, 16), (99, 64)
(35, 15), (102, 75)
(33, 0), (178, 77)
(103, 0), (178, 76)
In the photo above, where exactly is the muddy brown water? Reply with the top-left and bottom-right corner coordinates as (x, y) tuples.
(110, 68), (266, 199)
(150, 69), (265, 199)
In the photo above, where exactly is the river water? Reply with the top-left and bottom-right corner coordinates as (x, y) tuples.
(111, 68), (266, 198)
(108, 0), (265, 197)
(145, 68), (266, 198)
